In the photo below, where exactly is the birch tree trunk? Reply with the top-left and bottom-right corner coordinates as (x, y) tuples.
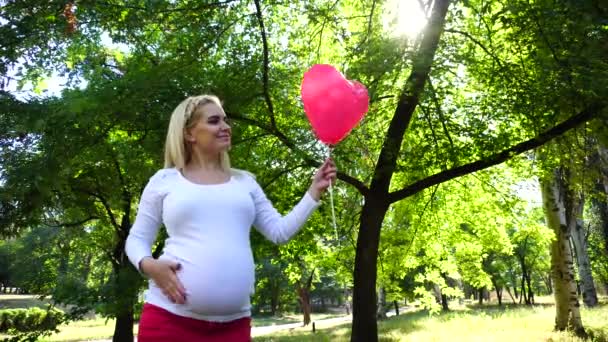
(541, 169), (586, 337)
(570, 213), (599, 307)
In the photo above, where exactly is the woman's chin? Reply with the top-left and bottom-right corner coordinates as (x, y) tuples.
(218, 142), (231, 151)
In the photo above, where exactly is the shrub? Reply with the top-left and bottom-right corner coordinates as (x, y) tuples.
(0, 306), (64, 333)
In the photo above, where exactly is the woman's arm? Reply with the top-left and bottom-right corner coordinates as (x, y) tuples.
(252, 159), (337, 244)
(125, 170), (165, 272)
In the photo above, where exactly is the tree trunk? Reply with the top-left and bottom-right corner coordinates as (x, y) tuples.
(541, 169), (586, 337)
(270, 283), (280, 316)
(570, 211), (598, 307)
(82, 253), (92, 282)
(113, 309), (134, 342)
(478, 288), (483, 305)
(518, 256), (532, 305)
(376, 287), (387, 319)
(112, 259), (137, 342)
(112, 212), (142, 342)
(349, 0), (451, 340)
(590, 145), (608, 293)
(544, 274), (553, 294)
(492, 279), (503, 306)
(520, 273), (528, 304)
(393, 300), (399, 316)
(505, 287), (516, 304)
(525, 273), (534, 305)
(297, 287), (312, 326)
(441, 293), (449, 311)
(351, 198), (389, 341)
(297, 270), (315, 326)
(598, 145), (608, 256)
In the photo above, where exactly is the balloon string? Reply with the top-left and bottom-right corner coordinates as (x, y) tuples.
(328, 147), (339, 244)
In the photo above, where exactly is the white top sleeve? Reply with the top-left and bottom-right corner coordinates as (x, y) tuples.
(249, 176), (320, 244)
(125, 170), (167, 272)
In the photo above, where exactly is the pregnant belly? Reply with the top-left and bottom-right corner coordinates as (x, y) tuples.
(158, 249), (255, 316)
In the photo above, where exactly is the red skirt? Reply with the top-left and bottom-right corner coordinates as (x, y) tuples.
(137, 303), (251, 342)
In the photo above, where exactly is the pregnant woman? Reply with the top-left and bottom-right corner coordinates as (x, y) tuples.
(125, 94), (337, 341)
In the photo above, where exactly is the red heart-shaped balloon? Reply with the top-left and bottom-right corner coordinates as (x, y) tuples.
(301, 64), (369, 145)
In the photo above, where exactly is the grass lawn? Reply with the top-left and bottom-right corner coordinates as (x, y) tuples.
(254, 298), (608, 342)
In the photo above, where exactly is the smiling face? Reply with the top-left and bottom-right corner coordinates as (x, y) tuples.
(184, 102), (232, 155)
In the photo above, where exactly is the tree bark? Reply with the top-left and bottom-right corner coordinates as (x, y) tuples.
(113, 307), (134, 342)
(541, 169), (586, 337)
(525, 273), (535, 305)
(112, 209), (141, 342)
(376, 287), (387, 319)
(297, 270), (315, 326)
(441, 293), (449, 311)
(492, 279), (503, 306)
(505, 286), (516, 304)
(112, 258), (136, 342)
(594, 145), (608, 288)
(570, 207), (598, 307)
(352, 197), (389, 341)
(270, 285), (279, 316)
(544, 274), (553, 294)
(297, 287), (312, 326)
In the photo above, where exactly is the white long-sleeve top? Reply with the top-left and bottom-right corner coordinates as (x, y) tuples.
(125, 168), (319, 322)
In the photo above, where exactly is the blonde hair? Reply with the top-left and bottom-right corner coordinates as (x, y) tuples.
(164, 95), (231, 171)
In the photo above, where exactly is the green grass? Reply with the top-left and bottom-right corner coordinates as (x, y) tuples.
(36, 318), (136, 342)
(253, 298), (608, 342)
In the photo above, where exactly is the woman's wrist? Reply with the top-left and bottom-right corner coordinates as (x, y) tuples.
(308, 186), (321, 201)
(139, 256), (155, 276)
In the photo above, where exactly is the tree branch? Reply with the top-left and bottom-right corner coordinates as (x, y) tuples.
(388, 102), (606, 203)
(427, 78), (454, 150)
(261, 164), (308, 189)
(73, 186), (120, 230)
(253, 0), (276, 129)
(370, 0), (451, 194)
(444, 28), (504, 69)
(43, 216), (98, 228)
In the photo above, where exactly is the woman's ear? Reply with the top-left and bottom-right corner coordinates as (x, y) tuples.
(184, 129), (195, 143)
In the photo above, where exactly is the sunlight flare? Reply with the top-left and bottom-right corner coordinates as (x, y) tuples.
(383, 0), (428, 38)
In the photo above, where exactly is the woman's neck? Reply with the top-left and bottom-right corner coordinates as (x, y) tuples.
(187, 150), (223, 172)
